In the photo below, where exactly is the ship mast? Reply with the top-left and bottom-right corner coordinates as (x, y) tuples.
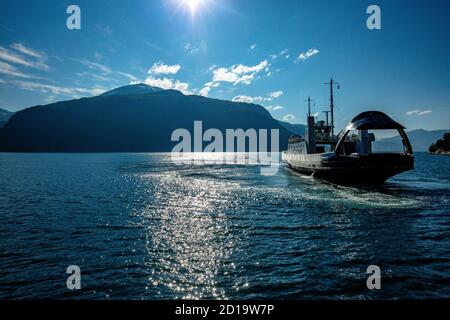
(328, 78), (335, 136)
(324, 78), (340, 136)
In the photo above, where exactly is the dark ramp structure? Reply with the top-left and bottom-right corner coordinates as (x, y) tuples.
(337, 111), (413, 154)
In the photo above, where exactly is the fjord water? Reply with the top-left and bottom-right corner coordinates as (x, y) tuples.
(0, 153), (449, 299)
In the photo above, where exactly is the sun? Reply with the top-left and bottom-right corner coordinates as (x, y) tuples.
(181, 0), (204, 15)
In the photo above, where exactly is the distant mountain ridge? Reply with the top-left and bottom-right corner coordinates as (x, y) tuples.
(0, 84), (292, 152)
(374, 129), (450, 152)
(0, 108), (14, 128)
(277, 120), (306, 136)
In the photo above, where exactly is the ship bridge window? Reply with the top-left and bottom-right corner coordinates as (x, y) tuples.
(369, 129), (409, 154)
(340, 129), (409, 154)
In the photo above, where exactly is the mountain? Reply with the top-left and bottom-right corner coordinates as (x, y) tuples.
(373, 129), (450, 152)
(277, 120), (306, 136)
(0, 108), (14, 128)
(0, 84), (292, 152)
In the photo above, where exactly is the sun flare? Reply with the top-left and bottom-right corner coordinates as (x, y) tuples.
(181, 0), (204, 15)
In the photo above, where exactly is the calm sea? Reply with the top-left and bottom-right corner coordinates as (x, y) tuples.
(0, 152), (449, 299)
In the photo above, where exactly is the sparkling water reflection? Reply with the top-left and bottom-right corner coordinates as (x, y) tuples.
(0, 152), (449, 299)
(137, 170), (236, 299)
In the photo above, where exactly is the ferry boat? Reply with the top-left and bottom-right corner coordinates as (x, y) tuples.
(283, 79), (414, 185)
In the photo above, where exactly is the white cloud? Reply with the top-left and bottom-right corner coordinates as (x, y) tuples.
(232, 95), (254, 104)
(283, 114), (296, 122)
(266, 105), (283, 111)
(13, 80), (106, 98)
(76, 71), (114, 82)
(231, 60), (268, 75)
(269, 91), (283, 99)
(406, 109), (432, 116)
(144, 76), (190, 94)
(76, 58), (140, 85)
(0, 45), (49, 71)
(252, 96), (268, 103)
(296, 48), (319, 62)
(270, 49), (290, 60)
(0, 61), (36, 78)
(143, 61), (189, 94)
(184, 43), (200, 55)
(213, 68), (248, 84)
(212, 60), (270, 86)
(199, 86), (211, 97)
(406, 110), (420, 115)
(149, 62), (181, 75)
(11, 43), (45, 59)
(205, 81), (219, 88)
(199, 81), (220, 97)
(117, 72), (139, 83)
(77, 59), (112, 74)
(95, 24), (113, 36)
(231, 90), (283, 104)
(90, 88), (107, 96)
(250, 43), (257, 50)
(44, 95), (56, 103)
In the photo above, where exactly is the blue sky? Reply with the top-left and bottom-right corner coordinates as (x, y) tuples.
(0, 0), (449, 131)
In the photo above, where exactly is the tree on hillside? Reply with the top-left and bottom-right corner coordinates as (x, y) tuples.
(429, 132), (450, 153)
(429, 143), (437, 153)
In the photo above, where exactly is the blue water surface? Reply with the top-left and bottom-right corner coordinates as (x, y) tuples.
(0, 152), (449, 299)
